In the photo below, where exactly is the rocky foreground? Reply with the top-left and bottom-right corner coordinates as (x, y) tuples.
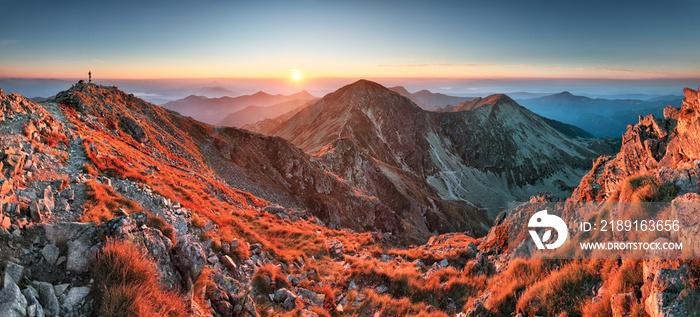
(0, 84), (699, 316)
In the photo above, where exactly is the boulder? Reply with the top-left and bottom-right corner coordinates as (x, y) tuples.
(644, 265), (692, 317)
(220, 255), (237, 272)
(118, 116), (147, 143)
(0, 282), (27, 317)
(173, 235), (207, 289)
(22, 287), (45, 317)
(41, 223), (98, 273)
(33, 281), (59, 317)
(3, 262), (24, 288)
(60, 286), (90, 311)
(41, 244), (60, 266)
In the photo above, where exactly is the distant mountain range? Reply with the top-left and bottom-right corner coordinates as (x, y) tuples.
(218, 99), (319, 128)
(388, 86), (475, 110)
(514, 91), (682, 137)
(161, 90), (316, 125)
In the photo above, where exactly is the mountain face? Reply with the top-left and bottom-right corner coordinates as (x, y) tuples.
(53, 83), (406, 237)
(252, 80), (608, 236)
(516, 91), (682, 137)
(161, 90), (316, 125)
(434, 94), (597, 139)
(388, 86), (474, 110)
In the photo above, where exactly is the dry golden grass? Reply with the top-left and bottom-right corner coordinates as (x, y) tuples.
(614, 173), (678, 203)
(147, 215), (176, 243)
(516, 261), (600, 316)
(80, 180), (146, 223)
(94, 239), (188, 317)
(252, 264), (290, 295)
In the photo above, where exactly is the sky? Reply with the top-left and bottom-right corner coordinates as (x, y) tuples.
(0, 0), (699, 80)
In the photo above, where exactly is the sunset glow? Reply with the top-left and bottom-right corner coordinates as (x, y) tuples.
(292, 71), (302, 80)
(0, 1), (698, 80)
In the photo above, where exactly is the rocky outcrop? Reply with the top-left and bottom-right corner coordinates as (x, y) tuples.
(571, 86), (700, 203)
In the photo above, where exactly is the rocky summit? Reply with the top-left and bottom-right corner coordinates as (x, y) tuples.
(0, 82), (698, 317)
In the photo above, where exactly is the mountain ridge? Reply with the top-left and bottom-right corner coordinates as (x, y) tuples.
(161, 90), (316, 125)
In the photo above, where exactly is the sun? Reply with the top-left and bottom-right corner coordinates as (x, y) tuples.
(292, 71), (302, 80)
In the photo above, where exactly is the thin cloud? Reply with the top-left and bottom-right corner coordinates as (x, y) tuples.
(378, 63), (500, 68)
(0, 40), (18, 48)
(378, 63), (538, 69)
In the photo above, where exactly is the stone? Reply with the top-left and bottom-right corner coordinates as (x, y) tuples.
(643, 265), (692, 317)
(0, 214), (11, 230)
(283, 295), (296, 310)
(230, 238), (239, 249)
(326, 239), (344, 259)
(54, 199), (70, 213)
(220, 243), (230, 254)
(664, 105), (680, 120)
(0, 282), (27, 317)
(439, 258), (449, 268)
(16, 189), (37, 204)
(173, 235), (207, 289)
(41, 244), (60, 266)
(348, 280), (357, 290)
(53, 284), (69, 297)
(375, 285), (388, 293)
(220, 255), (237, 272)
(42, 187), (54, 212)
(297, 288), (323, 305)
(274, 288), (288, 302)
(29, 201), (42, 223)
(33, 281), (59, 317)
(3, 262), (24, 288)
(41, 222), (98, 273)
(60, 286), (90, 310)
(22, 287), (45, 317)
(66, 239), (94, 273)
(286, 274), (299, 286)
(214, 300), (232, 317)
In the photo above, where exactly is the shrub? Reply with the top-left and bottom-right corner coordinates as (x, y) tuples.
(93, 239), (187, 317)
(620, 174), (678, 202)
(516, 262), (600, 316)
(148, 215), (176, 243)
(252, 264), (289, 295)
(486, 259), (551, 315)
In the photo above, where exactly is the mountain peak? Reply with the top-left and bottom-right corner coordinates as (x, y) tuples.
(252, 91), (270, 97)
(340, 79), (388, 93)
(454, 93), (516, 112)
(322, 79), (421, 113)
(547, 91), (589, 100)
(388, 86), (411, 98)
(291, 90), (315, 99)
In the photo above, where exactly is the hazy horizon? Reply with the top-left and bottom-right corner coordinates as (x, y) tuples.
(1, 77), (697, 105)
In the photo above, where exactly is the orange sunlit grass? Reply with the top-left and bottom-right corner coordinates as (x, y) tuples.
(94, 239), (188, 317)
(79, 180), (146, 223)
